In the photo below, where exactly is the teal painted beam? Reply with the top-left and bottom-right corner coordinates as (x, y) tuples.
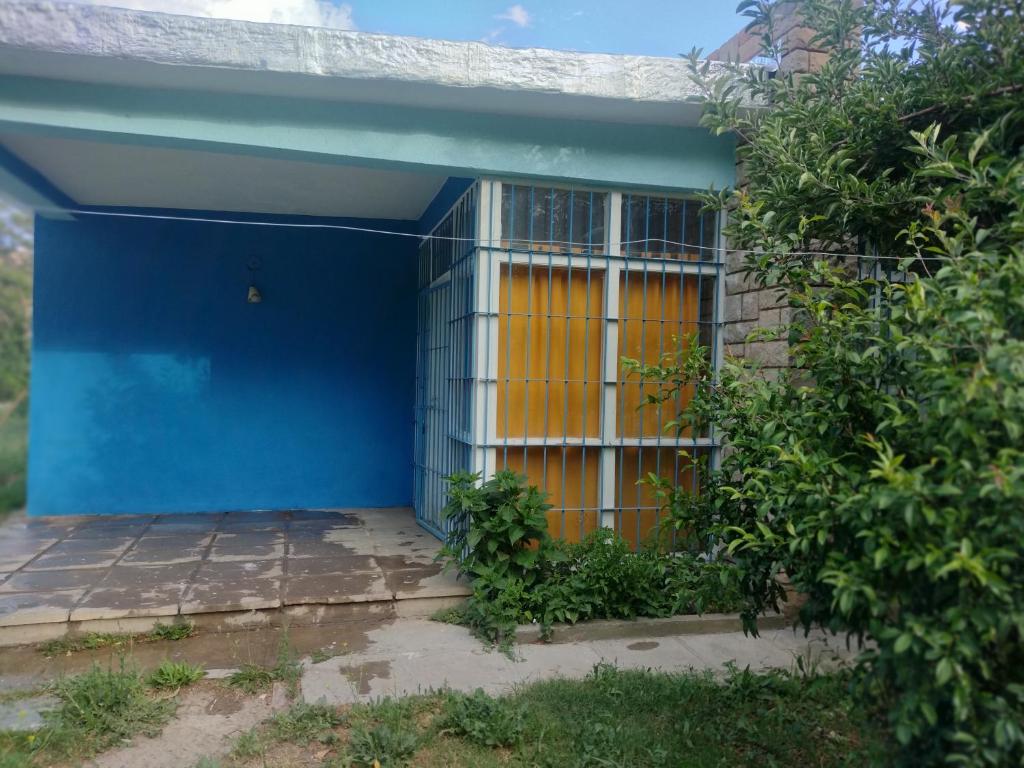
(0, 76), (735, 194)
(0, 143), (74, 218)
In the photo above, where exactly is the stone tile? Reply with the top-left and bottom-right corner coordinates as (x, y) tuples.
(71, 562), (196, 621)
(0, 539), (56, 571)
(0, 590), (84, 627)
(0, 568), (107, 594)
(373, 550), (442, 570)
(208, 532), (284, 562)
(181, 560), (283, 613)
(210, 531), (283, 546)
(286, 538), (368, 559)
(219, 519), (286, 532)
(381, 564), (469, 599)
(135, 532), (215, 547)
(317, 527), (376, 555)
(148, 515), (222, 534)
(284, 571), (391, 606)
(102, 561), (198, 588)
(289, 510), (359, 523)
(286, 555), (380, 576)
(62, 518), (154, 539)
(221, 511), (289, 531)
(286, 525), (367, 544)
(367, 529), (439, 546)
(0, 521), (68, 541)
(24, 537), (136, 571)
(222, 510), (291, 523)
(8, 520), (78, 538)
(120, 533), (213, 564)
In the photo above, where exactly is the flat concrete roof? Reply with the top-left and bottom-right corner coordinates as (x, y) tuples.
(0, 1), (738, 126)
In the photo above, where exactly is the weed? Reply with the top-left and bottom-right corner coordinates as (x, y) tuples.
(439, 688), (525, 747)
(265, 702), (343, 745)
(192, 759), (221, 768)
(346, 722), (419, 767)
(226, 664), (275, 694)
(273, 629), (302, 698)
(429, 604), (467, 625)
(149, 621), (197, 642)
(227, 631), (301, 696)
(231, 728), (265, 759)
(39, 633), (125, 657)
(36, 661), (174, 758)
(147, 660), (205, 690)
(38, 621), (196, 657)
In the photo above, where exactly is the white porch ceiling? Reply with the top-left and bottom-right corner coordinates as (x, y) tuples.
(0, 134), (448, 220)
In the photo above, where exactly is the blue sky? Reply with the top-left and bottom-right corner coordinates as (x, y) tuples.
(61, 1), (747, 58)
(350, 1), (746, 56)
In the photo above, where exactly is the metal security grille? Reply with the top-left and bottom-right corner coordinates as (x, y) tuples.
(413, 185), (478, 537)
(413, 180), (722, 549)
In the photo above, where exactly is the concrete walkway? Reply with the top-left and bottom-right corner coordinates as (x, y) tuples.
(301, 617), (849, 705)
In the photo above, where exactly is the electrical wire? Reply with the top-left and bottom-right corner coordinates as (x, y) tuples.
(35, 205), (948, 261)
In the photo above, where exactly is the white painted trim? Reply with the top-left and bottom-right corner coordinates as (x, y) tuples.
(0, 3), (744, 127)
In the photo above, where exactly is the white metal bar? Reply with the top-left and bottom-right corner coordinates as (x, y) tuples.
(598, 191), (623, 527)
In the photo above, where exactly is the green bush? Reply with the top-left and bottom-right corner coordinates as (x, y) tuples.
(638, 2), (1024, 764)
(439, 472), (743, 649)
(539, 530), (743, 627)
(440, 469), (557, 587)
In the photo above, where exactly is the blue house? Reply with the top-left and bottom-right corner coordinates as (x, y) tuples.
(0, 2), (737, 544)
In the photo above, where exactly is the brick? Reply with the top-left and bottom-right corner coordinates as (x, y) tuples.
(725, 251), (747, 275)
(725, 272), (753, 296)
(758, 308), (782, 328)
(724, 320), (757, 345)
(747, 340), (790, 368)
(724, 343), (746, 359)
(758, 287), (789, 310)
(741, 292), (760, 321)
(723, 293), (743, 323)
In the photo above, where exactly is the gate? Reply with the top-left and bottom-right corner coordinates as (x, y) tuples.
(413, 279), (452, 536)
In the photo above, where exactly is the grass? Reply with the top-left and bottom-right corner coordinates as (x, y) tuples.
(231, 702), (344, 760)
(0, 661), (176, 766)
(38, 621), (196, 657)
(147, 660), (205, 690)
(227, 631), (301, 697)
(207, 664), (890, 767)
(0, 399), (26, 519)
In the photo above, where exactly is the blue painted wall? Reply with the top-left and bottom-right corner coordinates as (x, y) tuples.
(29, 212), (420, 516)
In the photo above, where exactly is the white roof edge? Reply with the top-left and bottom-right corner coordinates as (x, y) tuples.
(0, 2), (747, 125)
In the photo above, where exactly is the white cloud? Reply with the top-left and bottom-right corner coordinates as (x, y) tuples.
(59, 0), (356, 29)
(496, 4), (530, 28)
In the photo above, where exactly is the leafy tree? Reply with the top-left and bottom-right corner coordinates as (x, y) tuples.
(632, 1), (1024, 764)
(0, 201), (31, 403)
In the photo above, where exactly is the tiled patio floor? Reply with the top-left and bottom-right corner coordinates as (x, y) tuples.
(0, 508), (467, 629)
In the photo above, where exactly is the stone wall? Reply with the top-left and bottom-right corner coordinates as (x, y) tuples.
(709, 2), (826, 376)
